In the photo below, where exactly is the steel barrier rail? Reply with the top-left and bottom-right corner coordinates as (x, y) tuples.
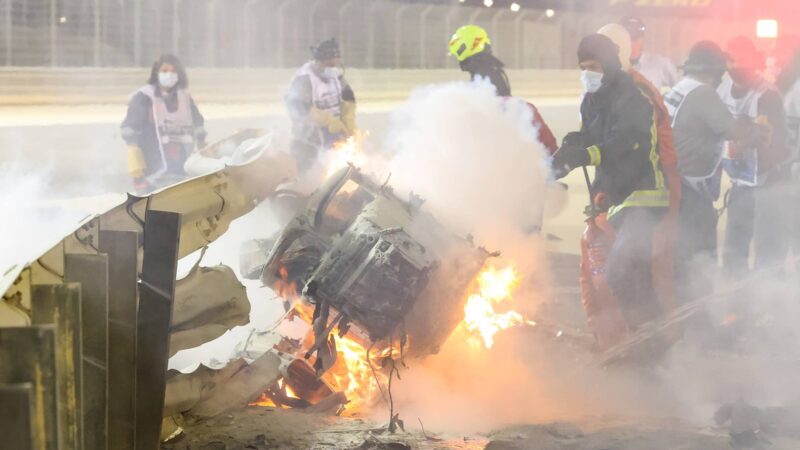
(0, 68), (582, 106)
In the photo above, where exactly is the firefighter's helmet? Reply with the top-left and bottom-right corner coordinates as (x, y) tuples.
(449, 25), (491, 62)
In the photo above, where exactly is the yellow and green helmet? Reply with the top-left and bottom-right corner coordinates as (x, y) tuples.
(449, 25), (491, 62)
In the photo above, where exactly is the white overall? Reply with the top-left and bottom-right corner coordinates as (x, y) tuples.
(718, 80), (772, 187)
(294, 61), (344, 117)
(664, 77), (724, 198)
(135, 84), (196, 183)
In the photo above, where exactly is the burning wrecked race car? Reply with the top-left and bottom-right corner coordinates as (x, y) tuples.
(232, 165), (491, 409)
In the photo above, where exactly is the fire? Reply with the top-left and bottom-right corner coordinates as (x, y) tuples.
(323, 335), (389, 412)
(282, 301), (389, 412)
(249, 379), (300, 408)
(274, 264), (298, 301)
(462, 265), (523, 349)
(324, 131), (368, 178)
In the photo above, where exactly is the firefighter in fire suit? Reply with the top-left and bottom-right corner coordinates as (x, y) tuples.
(619, 16), (679, 92)
(552, 34), (670, 333)
(121, 54), (206, 193)
(449, 25), (511, 97)
(719, 36), (790, 276)
(285, 38), (357, 173)
(598, 23), (680, 325)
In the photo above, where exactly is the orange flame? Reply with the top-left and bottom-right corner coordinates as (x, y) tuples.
(325, 131), (368, 178)
(282, 302), (390, 413)
(462, 265), (523, 349)
(248, 379), (300, 408)
(322, 335), (389, 412)
(274, 264), (298, 302)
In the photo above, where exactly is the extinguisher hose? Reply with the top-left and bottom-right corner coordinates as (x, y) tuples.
(582, 165), (595, 214)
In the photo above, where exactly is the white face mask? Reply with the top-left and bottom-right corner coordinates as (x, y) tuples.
(580, 70), (604, 94)
(322, 66), (344, 79)
(158, 71), (179, 89)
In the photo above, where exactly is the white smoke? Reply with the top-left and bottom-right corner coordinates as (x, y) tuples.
(0, 161), (88, 272)
(385, 80), (552, 270)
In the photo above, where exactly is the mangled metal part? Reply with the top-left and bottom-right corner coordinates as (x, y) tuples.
(0, 129), (296, 450)
(100, 129), (297, 267)
(189, 351), (283, 418)
(254, 165), (489, 374)
(164, 359), (249, 417)
(170, 263), (251, 356)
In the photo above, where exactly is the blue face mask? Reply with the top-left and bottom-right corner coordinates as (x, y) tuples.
(580, 70), (603, 94)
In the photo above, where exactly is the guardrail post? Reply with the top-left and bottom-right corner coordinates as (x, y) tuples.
(490, 8), (510, 67)
(49, 0), (56, 66)
(276, 0), (291, 67)
(366, 1), (383, 68)
(443, 5), (464, 68)
(419, 5), (435, 69)
(308, 0), (325, 51)
(93, 0), (100, 65)
(393, 4), (411, 69)
(243, 0), (258, 67)
(337, 0), (356, 64)
(172, 0), (181, 55)
(513, 11), (533, 69)
(133, 0), (142, 66)
(206, 0), (219, 67)
(4, 0), (11, 66)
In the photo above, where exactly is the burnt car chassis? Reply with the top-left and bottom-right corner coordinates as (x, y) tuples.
(238, 164), (490, 390)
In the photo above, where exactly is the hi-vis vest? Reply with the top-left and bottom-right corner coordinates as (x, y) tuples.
(136, 84), (196, 179)
(294, 61), (343, 117)
(664, 77), (724, 198)
(718, 80), (773, 187)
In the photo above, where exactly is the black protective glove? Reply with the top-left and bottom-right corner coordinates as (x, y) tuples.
(552, 137), (591, 179)
(562, 131), (587, 149)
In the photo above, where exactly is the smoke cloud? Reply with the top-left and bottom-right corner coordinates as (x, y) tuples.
(385, 81), (552, 272)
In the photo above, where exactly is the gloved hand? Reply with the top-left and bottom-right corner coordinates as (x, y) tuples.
(195, 127), (208, 150)
(551, 143), (588, 179)
(562, 131), (586, 149)
(340, 101), (357, 137)
(127, 144), (146, 179)
(309, 106), (348, 135)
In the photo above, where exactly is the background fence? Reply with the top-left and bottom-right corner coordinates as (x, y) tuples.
(0, 0), (766, 70)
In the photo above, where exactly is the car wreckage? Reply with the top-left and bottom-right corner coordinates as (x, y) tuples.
(0, 130), (490, 449)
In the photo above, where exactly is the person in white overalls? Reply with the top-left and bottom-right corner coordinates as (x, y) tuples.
(285, 38), (357, 173)
(121, 54), (207, 193)
(719, 37), (790, 277)
(665, 41), (766, 306)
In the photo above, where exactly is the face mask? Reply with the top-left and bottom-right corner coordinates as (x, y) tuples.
(158, 71), (179, 89)
(581, 70), (604, 94)
(322, 66), (344, 79)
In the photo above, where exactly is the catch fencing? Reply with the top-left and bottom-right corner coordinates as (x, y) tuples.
(0, 0), (755, 69)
